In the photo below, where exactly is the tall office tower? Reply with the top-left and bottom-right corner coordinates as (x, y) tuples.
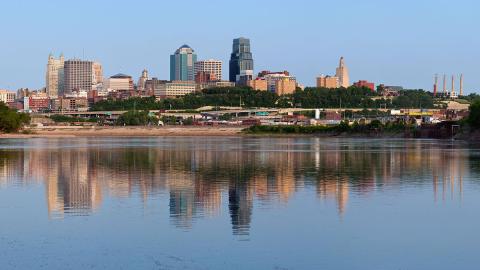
(335, 57), (350, 88)
(194, 59), (222, 81)
(46, 54), (65, 97)
(137, 69), (149, 91)
(229, 37), (254, 83)
(64, 59), (94, 93)
(170, 45), (197, 81)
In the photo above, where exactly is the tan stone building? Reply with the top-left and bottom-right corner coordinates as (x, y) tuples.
(155, 81), (197, 98)
(335, 57), (350, 88)
(46, 54), (65, 97)
(275, 78), (296, 95)
(316, 75), (339, 88)
(247, 78), (268, 91)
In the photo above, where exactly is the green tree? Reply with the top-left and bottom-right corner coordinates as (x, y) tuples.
(468, 99), (480, 129)
(116, 110), (158, 126)
(0, 102), (31, 133)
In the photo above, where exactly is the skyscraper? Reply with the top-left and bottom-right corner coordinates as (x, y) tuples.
(46, 54), (65, 97)
(229, 38), (254, 83)
(170, 45), (197, 81)
(335, 57), (350, 88)
(64, 59), (102, 93)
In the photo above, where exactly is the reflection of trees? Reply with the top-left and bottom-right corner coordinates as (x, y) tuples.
(0, 139), (477, 235)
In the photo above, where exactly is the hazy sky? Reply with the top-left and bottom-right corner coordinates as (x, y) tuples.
(0, 0), (478, 92)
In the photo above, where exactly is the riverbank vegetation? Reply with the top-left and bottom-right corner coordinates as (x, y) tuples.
(116, 110), (159, 126)
(244, 120), (408, 135)
(467, 99), (480, 129)
(0, 102), (30, 133)
(90, 87), (436, 111)
(50, 114), (98, 123)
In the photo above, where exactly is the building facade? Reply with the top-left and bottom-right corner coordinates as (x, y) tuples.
(0, 90), (16, 104)
(155, 81), (196, 98)
(137, 69), (149, 91)
(170, 45), (197, 81)
(247, 78), (268, 91)
(335, 57), (350, 88)
(275, 78), (297, 95)
(259, 71), (297, 93)
(316, 75), (339, 88)
(353, 80), (375, 91)
(104, 74), (134, 91)
(46, 54), (65, 97)
(197, 81), (235, 91)
(194, 60), (222, 82)
(229, 38), (254, 83)
(64, 60), (99, 94)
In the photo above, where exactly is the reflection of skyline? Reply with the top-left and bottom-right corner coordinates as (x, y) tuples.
(0, 139), (477, 235)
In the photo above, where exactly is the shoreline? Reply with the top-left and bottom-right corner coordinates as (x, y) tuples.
(0, 126), (246, 138)
(1, 126), (476, 140)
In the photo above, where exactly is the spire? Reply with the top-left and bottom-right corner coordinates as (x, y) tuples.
(339, 56), (345, 68)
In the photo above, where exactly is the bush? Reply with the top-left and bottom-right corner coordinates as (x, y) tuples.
(0, 102), (30, 133)
(116, 110), (158, 126)
(468, 99), (480, 129)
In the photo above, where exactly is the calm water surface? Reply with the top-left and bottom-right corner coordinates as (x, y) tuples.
(1, 137), (480, 269)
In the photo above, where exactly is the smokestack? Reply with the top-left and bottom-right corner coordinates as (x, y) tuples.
(443, 74), (447, 95)
(433, 74), (438, 96)
(460, 74), (464, 96)
(451, 75), (455, 96)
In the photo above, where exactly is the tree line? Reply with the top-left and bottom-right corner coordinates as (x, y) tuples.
(90, 86), (436, 111)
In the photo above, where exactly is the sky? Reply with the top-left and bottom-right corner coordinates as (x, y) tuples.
(0, 0), (478, 93)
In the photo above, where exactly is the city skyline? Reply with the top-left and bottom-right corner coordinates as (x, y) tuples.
(0, 0), (478, 92)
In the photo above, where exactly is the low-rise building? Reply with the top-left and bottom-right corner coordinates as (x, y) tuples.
(353, 80), (375, 91)
(0, 90), (16, 104)
(259, 71), (297, 93)
(275, 78), (297, 95)
(155, 81), (197, 98)
(28, 93), (50, 112)
(104, 73), (134, 91)
(197, 81), (235, 91)
(247, 78), (268, 91)
(316, 75), (339, 88)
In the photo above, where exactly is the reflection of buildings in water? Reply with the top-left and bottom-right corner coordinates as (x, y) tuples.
(38, 149), (102, 218)
(0, 139), (476, 230)
(433, 149), (467, 202)
(317, 178), (349, 216)
(229, 182), (253, 236)
(0, 151), (25, 187)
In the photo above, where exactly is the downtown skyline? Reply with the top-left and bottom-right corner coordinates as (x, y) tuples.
(0, 0), (478, 92)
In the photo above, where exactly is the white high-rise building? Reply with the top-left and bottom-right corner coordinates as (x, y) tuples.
(194, 60), (222, 81)
(335, 57), (350, 88)
(46, 54), (65, 97)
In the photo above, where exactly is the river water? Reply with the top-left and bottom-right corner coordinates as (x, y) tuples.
(0, 137), (479, 269)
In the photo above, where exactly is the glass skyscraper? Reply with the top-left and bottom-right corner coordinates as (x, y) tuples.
(229, 38), (254, 83)
(170, 45), (197, 81)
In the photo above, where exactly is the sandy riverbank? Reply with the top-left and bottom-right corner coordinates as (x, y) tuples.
(0, 126), (246, 138)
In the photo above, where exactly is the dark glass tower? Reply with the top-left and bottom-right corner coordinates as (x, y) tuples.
(229, 38), (254, 82)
